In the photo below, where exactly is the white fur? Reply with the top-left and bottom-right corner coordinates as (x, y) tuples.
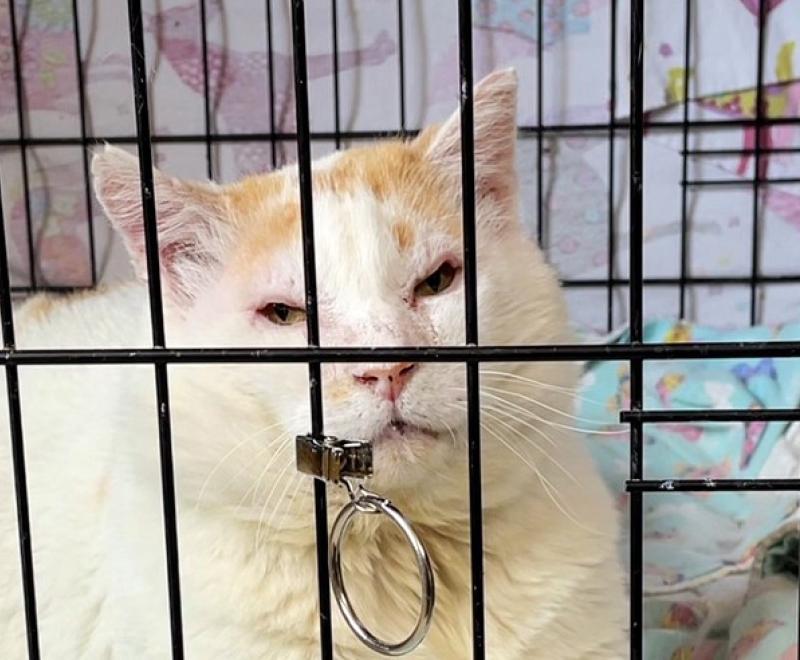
(0, 70), (625, 658)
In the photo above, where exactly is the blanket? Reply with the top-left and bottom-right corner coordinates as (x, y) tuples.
(579, 319), (800, 658)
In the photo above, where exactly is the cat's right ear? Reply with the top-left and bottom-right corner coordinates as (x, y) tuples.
(92, 145), (231, 305)
(416, 68), (518, 229)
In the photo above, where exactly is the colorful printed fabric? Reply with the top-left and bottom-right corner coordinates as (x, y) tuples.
(2, 0), (800, 332)
(473, 0), (595, 48)
(578, 319), (800, 659)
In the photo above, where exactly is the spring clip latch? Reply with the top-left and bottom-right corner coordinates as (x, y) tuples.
(296, 434), (435, 656)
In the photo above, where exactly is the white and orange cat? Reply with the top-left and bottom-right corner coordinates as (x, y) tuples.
(0, 70), (625, 658)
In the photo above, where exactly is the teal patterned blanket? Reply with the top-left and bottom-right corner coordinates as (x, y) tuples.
(579, 320), (800, 659)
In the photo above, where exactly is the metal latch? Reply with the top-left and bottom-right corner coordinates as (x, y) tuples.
(294, 432), (434, 656)
(295, 434), (373, 483)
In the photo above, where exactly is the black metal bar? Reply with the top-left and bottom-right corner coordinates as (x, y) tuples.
(198, 0), (214, 178)
(331, 0), (341, 150)
(0, 139), (40, 660)
(628, 0), (645, 655)
(457, 2), (485, 656)
(4, 114), (800, 149)
(515, 115), (800, 131)
(289, 2), (334, 657)
(70, 0), (98, 285)
(12, 272), (800, 298)
(7, 285), (93, 295)
(536, 0), (544, 247)
(684, 147), (800, 157)
(684, 177), (800, 187)
(622, 408), (800, 423)
(560, 274), (800, 287)
(128, 9), (168, 348)
(397, 0), (406, 131)
(265, 0), (278, 168)
(7, 0), (37, 288)
(678, 0), (691, 318)
(749, 0), (768, 325)
(627, 479), (800, 492)
(2, 339), (800, 365)
(126, 1), (184, 656)
(607, 0), (617, 331)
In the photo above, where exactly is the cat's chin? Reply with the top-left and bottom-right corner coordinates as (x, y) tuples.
(367, 419), (446, 485)
(373, 420), (438, 445)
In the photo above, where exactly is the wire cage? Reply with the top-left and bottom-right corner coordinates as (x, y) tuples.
(1, 0), (800, 658)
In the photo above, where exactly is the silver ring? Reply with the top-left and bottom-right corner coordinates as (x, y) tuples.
(330, 494), (435, 656)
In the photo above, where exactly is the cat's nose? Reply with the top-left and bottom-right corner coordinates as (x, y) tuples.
(353, 363), (417, 402)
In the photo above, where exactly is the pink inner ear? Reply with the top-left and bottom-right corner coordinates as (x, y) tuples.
(104, 176), (192, 260)
(93, 146), (230, 305)
(424, 69), (518, 203)
(161, 239), (196, 266)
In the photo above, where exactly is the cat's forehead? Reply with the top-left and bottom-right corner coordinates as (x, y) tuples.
(226, 140), (460, 270)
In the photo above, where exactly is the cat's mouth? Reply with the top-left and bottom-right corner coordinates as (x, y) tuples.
(374, 419), (438, 444)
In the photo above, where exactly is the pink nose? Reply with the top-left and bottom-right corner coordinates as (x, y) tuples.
(353, 363), (417, 402)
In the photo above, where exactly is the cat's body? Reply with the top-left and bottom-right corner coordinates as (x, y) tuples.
(0, 70), (625, 659)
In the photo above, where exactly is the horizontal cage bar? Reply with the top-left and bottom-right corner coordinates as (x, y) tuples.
(684, 177), (800, 187)
(3, 340), (800, 365)
(3, 115), (800, 149)
(14, 274), (800, 298)
(621, 409), (800, 423)
(627, 479), (800, 492)
(683, 147), (800, 157)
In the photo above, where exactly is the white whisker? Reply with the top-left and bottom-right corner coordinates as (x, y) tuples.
(254, 458), (296, 550)
(446, 403), (608, 536)
(479, 391), (605, 439)
(480, 385), (626, 435)
(259, 472), (302, 548)
(440, 416), (459, 449)
(195, 416), (299, 511)
(273, 475), (307, 534)
(477, 405), (578, 485)
(235, 430), (294, 511)
(480, 368), (612, 408)
(478, 395), (558, 447)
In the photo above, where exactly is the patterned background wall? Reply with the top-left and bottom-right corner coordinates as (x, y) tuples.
(1, 0), (799, 333)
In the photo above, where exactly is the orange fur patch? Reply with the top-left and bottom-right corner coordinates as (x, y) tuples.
(315, 139), (460, 234)
(226, 173), (301, 266)
(392, 222), (415, 251)
(18, 294), (60, 322)
(223, 134), (460, 269)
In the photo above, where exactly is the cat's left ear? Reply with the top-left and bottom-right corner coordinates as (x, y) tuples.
(418, 68), (518, 214)
(92, 145), (231, 306)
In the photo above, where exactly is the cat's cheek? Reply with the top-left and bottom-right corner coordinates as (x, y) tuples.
(423, 297), (467, 346)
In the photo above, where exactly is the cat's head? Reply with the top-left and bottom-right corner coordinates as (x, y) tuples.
(92, 69), (571, 505)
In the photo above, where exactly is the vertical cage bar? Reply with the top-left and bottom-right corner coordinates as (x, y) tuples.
(69, 0), (98, 285)
(606, 0), (617, 332)
(536, 0), (544, 247)
(678, 0), (692, 319)
(7, 0), (37, 289)
(0, 174), (40, 658)
(457, 1), (485, 657)
(199, 0), (214, 178)
(126, 1), (185, 656)
(265, 0), (278, 169)
(331, 0), (341, 150)
(289, 2), (334, 657)
(397, 0), (406, 132)
(749, 0), (767, 325)
(628, 0), (645, 656)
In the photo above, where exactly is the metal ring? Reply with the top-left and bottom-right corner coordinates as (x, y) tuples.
(330, 494), (436, 656)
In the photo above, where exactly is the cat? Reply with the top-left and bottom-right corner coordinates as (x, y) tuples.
(0, 69), (626, 659)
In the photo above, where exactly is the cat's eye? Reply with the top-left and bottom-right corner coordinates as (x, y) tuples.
(258, 302), (306, 325)
(414, 262), (458, 298)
